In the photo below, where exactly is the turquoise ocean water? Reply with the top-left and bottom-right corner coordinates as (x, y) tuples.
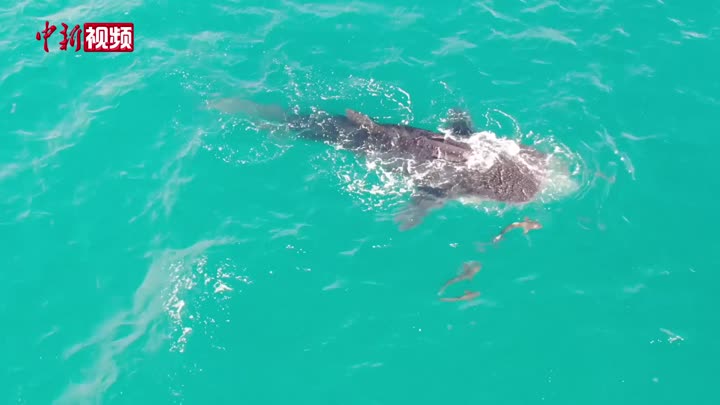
(2, 0), (720, 403)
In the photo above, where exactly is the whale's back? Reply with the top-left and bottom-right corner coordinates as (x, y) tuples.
(469, 147), (547, 203)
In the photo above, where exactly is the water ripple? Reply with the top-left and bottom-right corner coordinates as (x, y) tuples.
(3, 0), (720, 403)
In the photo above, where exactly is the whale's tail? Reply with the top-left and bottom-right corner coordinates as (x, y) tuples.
(205, 98), (357, 145)
(205, 98), (290, 123)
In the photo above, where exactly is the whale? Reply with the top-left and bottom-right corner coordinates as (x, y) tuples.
(208, 99), (549, 230)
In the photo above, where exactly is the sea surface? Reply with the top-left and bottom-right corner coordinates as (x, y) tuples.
(2, 0), (720, 404)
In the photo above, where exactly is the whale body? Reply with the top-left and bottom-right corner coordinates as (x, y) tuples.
(209, 99), (549, 230)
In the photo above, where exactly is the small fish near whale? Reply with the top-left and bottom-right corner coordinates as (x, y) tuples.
(492, 217), (543, 244)
(440, 291), (480, 303)
(438, 261), (481, 296)
(208, 99), (550, 230)
(438, 217), (543, 305)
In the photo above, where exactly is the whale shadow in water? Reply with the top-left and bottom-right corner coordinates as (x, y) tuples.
(208, 99), (550, 230)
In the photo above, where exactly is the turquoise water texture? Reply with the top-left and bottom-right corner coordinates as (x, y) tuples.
(2, 0), (720, 404)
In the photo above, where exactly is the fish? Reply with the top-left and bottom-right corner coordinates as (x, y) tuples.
(440, 291), (480, 302)
(492, 217), (543, 244)
(438, 261), (481, 296)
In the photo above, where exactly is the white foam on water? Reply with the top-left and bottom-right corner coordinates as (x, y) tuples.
(325, 126), (583, 215)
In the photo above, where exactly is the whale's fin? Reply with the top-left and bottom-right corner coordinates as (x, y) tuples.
(394, 186), (448, 231)
(445, 108), (474, 137)
(345, 109), (383, 133)
(427, 134), (473, 151)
